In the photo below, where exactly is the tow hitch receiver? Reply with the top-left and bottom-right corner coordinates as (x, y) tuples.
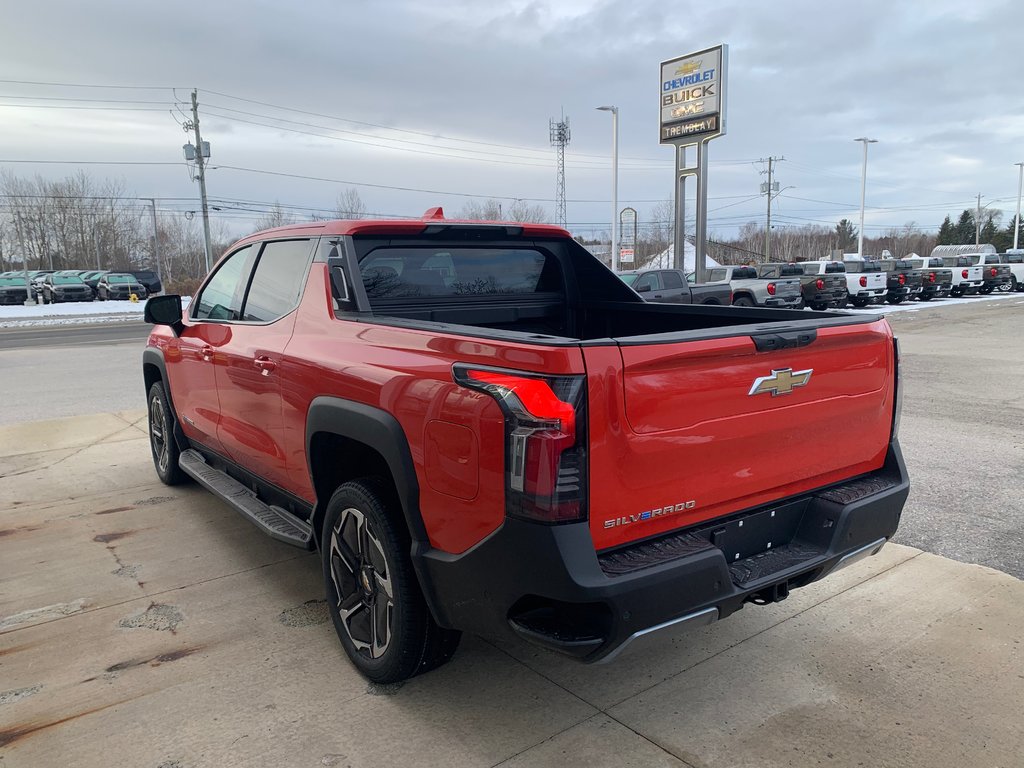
(749, 580), (791, 605)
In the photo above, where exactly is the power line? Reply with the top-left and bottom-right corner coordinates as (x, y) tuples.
(0, 159), (183, 165)
(0, 94), (173, 105)
(0, 79), (177, 90)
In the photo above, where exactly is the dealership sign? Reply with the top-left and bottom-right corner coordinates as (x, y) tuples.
(660, 45), (727, 144)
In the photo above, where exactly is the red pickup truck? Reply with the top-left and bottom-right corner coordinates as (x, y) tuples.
(143, 210), (909, 683)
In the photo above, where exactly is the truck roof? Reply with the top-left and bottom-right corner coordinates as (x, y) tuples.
(230, 207), (571, 250)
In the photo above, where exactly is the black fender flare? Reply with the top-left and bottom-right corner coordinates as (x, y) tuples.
(141, 347), (189, 451)
(304, 396), (427, 545)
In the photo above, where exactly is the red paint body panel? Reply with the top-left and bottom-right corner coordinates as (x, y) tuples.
(585, 320), (894, 551)
(278, 265), (586, 553)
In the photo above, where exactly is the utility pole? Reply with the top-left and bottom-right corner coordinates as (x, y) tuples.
(191, 90), (213, 272)
(93, 228), (101, 271)
(597, 106), (619, 271)
(759, 156), (783, 260)
(854, 138), (878, 259)
(1015, 163), (1024, 251)
(976, 193), (981, 247)
(141, 197), (161, 285)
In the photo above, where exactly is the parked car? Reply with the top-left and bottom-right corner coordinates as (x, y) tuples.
(142, 211), (908, 683)
(902, 257), (955, 301)
(618, 268), (732, 304)
(934, 256), (984, 296)
(41, 273), (94, 303)
(998, 251), (1024, 292)
(0, 276), (31, 305)
(834, 260), (888, 307)
(878, 260), (924, 304)
(706, 265), (802, 308)
(96, 273), (148, 301)
(78, 270), (108, 297)
(130, 269), (162, 295)
(757, 262), (846, 310)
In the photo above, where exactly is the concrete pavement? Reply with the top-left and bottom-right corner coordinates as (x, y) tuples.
(1, 413), (1022, 767)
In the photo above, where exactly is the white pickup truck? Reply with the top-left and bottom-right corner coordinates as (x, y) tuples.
(967, 252), (1013, 293)
(826, 259), (888, 307)
(934, 256), (985, 296)
(999, 251), (1024, 292)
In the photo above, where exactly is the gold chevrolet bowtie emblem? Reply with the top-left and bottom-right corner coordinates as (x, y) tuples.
(748, 368), (813, 397)
(675, 60), (702, 75)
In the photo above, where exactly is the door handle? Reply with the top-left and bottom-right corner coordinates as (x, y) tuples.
(653, 293), (663, 299)
(253, 356), (277, 375)
(200, 345), (214, 362)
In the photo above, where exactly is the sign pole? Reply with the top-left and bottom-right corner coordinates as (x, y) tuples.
(696, 140), (710, 282)
(674, 145), (686, 272)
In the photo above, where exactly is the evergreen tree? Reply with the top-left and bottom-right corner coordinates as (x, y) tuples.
(834, 218), (857, 251)
(954, 210), (975, 244)
(937, 215), (955, 245)
(1005, 216), (1024, 251)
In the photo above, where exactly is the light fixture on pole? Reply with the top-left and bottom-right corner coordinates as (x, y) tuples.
(597, 106), (619, 271)
(1014, 162), (1024, 251)
(854, 137), (877, 258)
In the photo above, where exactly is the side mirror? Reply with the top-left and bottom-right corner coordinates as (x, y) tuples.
(144, 294), (184, 335)
(636, 283), (651, 293)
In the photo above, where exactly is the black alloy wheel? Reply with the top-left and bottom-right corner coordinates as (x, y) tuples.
(732, 296), (754, 307)
(147, 381), (186, 485)
(322, 480), (461, 683)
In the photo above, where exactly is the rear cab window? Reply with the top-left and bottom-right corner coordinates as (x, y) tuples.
(360, 246), (559, 301)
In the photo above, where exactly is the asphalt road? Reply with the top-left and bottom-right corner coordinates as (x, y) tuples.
(0, 320), (150, 350)
(0, 298), (1021, 576)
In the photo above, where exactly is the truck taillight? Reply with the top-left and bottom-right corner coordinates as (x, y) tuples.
(898, 273), (906, 285)
(962, 269), (969, 279)
(859, 276), (868, 288)
(892, 338), (903, 441)
(928, 272), (936, 283)
(815, 278), (825, 290)
(454, 365), (587, 524)
(990, 267), (998, 277)
(766, 282), (776, 295)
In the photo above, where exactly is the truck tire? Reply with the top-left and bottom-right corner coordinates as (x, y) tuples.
(147, 381), (187, 485)
(1013, 277), (1021, 292)
(732, 295), (754, 307)
(322, 479), (461, 683)
(850, 297), (869, 308)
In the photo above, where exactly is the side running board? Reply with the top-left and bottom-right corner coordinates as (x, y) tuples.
(179, 449), (313, 549)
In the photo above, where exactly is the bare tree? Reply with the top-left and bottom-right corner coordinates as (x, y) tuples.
(506, 199), (548, 223)
(252, 202), (294, 233)
(334, 188), (367, 219)
(457, 199), (504, 220)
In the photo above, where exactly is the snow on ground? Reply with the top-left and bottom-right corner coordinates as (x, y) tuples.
(834, 291), (1021, 317)
(0, 297), (191, 328)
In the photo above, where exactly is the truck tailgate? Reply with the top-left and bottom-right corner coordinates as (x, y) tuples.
(585, 318), (895, 551)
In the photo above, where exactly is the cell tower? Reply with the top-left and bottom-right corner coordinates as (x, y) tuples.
(549, 116), (571, 227)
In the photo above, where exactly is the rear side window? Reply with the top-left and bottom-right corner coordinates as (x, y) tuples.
(360, 247), (562, 300)
(730, 267), (756, 280)
(193, 245), (256, 321)
(661, 271), (683, 288)
(243, 239), (312, 322)
(778, 264), (802, 277)
(824, 262), (845, 273)
(800, 264), (821, 276)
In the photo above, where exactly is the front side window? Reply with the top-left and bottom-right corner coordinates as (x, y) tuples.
(707, 268), (728, 282)
(193, 245), (255, 321)
(633, 273), (659, 292)
(242, 239), (312, 322)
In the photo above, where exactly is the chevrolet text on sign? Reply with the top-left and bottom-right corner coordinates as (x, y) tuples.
(660, 45), (726, 144)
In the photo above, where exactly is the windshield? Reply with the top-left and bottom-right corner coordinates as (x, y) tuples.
(0, 277), (27, 286)
(108, 274), (134, 284)
(617, 273), (639, 286)
(53, 275), (84, 285)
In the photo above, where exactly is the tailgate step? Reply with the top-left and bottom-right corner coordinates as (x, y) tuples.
(178, 449), (313, 548)
(728, 540), (823, 586)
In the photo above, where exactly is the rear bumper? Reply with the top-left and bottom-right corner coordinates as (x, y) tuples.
(921, 284), (952, 298)
(415, 442), (909, 662)
(762, 297), (802, 307)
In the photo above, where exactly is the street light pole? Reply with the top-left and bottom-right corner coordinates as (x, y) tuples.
(976, 193), (981, 247)
(1014, 162), (1024, 250)
(597, 106), (619, 271)
(854, 138), (877, 259)
(141, 197), (161, 286)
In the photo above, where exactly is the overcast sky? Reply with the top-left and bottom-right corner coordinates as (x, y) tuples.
(1, 0), (1021, 242)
